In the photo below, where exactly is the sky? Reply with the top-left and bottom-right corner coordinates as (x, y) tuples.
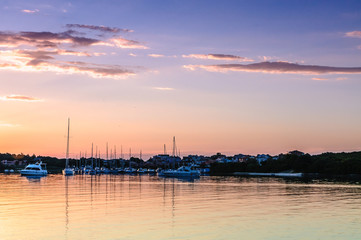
(1, 0), (361, 159)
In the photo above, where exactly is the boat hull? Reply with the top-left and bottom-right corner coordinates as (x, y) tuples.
(162, 172), (200, 177)
(162, 168), (200, 178)
(62, 168), (74, 176)
(20, 170), (47, 176)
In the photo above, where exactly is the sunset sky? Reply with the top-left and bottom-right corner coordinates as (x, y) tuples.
(1, 0), (361, 159)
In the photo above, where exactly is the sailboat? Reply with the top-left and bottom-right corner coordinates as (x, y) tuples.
(63, 118), (75, 176)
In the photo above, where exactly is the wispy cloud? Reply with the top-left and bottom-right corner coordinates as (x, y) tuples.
(345, 31), (361, 38)
(107, 37), (148, 49)
(66, 24), (133, 33)
(153, 87), (175, 91)
(182, 54), (253, 62)
(148, 54), (165, 58)
(0, 25), (147, 79)
(184, 62), (361, 75)
(22, 9), (39, 14)
(0, 50), (136, 78)
(0, 31), (99, 48)
(0, 95), (43, 102)
(0, 122), (20, 127)
(312, 77), (328, 81)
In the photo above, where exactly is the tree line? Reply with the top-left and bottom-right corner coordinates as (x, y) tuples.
(210, 151), (361, 175)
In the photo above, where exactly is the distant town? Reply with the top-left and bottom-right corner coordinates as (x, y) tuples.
(1, 150), (361, 178)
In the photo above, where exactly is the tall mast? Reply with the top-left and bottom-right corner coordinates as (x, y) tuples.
(164, 144), (166, 155)
(91, 143), (94, 168)
(106, 142), (109, 160)
(65, 118), (70, 168)
(98, 150), (101, 168)
(172, 136), (176, 157)
(129, 148), (132, 168)
(114, 145), (116, 159)
(121, 145), (123, 159)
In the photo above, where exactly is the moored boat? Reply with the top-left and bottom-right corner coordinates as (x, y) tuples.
(137, 168), (146, 174)
(124, 167), (137, 174)
(63, 118), (74, 176)
(162, 165), (200, 178)
(62, 168), (74, 176)
(20, 161), (48, 176)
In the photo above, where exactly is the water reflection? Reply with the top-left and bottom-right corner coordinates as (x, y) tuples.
(1, 175), (361, 240)
(159, 175), (199, 182)
(65, 176), (69, 239)
(23, 175), (45, 182)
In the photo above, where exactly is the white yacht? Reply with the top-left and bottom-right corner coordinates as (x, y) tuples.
(162, 165), (200, 178)
(20, 161), (48, 176)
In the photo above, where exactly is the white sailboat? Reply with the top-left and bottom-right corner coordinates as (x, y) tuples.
(63, 118), (74, 176)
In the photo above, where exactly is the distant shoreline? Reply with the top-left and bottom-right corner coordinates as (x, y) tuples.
(229, 172), (361, 180)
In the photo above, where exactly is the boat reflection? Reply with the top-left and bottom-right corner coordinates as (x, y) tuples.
(65, 176), (69, 239)
(24, 175), (46, 182)
(158, 175), (200, 182)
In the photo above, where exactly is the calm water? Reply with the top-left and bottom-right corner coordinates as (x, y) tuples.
(1, 175), (361, 240)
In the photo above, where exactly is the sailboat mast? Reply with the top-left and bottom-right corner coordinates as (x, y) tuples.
(172, 136), (176, 157)
(66, 118), (70, 168)
(96, 145), (98, 168)
(91, 143), (94, 168)
(106, 142), (109, 160)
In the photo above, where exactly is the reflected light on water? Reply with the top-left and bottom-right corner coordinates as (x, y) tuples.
(1, 175), (361, 240)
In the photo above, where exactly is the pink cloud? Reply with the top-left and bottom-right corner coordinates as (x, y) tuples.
(0, 25), (148, 79)
(22, 9), (39, 14)
(345, 31), (361, 38)
(0, 95), (43, 102)
(183, 53), (253, 62)
(148, 54), (164, 58)
(153, 87), (174, 91)
(311, 77), (328, 81)
(184, 62), (361, 75)
(108, 37), (148, 49)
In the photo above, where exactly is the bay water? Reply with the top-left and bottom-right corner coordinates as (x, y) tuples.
(1, 174), (361, 240)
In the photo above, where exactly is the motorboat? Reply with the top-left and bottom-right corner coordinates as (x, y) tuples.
(20, 161), (48, 176)
(162, 165), (200, 178)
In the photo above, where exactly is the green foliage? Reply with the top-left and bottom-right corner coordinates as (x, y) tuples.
(210, 151), (361, 175)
